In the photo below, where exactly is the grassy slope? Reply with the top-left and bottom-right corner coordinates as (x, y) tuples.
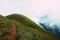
(6, 14), (57, 35)
(6, 14), (51, 32)
(0, 15), (59, 40)
(13, 20), (59, 40)
(6, 14), (41, 30)
(0, 16), (14, 40)
(6, 14), (59, 40)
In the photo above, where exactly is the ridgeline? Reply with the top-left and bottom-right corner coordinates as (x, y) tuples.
(0, 14), (59, 40)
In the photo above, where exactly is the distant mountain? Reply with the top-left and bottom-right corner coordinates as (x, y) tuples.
(0, 14), (59, 40)
(39, 22), (60, 38)
(39, 15), (60, 38)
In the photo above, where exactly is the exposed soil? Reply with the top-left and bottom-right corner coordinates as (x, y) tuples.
(8, 24), (16, 40)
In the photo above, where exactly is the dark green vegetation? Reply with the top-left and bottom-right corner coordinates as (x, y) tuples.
(6, 14), (41, 30)
(14, 20), (59, 40)
(6, 14), (53, 34)
(0, 14), (59, 40)
(0, 15), (13, 40)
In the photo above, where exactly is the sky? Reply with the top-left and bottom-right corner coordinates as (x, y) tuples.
(0, 0), (60, 24)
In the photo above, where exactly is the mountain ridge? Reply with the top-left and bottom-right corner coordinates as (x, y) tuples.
(0, 14), (59, 40)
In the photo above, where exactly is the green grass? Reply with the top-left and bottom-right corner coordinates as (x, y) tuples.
(0, 16), (13, 40)
(6, 14), (59, 38)
(6, 14), (41, 30)
(12, 20), (59, 40)
(0, 14), (59, 40)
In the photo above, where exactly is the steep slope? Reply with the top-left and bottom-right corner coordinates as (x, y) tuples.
(0, 14), (59, 40)
(6, 14), (52, 33)
(6, 14), (59, 40)
(6, 14), (57, 35)
(12, 20), (59, 40)
(6, 14), (41, 30)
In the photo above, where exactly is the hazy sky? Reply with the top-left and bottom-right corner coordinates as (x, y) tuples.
(0, 0), (60, 23)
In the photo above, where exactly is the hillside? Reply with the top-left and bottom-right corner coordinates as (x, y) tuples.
(0, 15), (14, 40)
(13, 20), (59, 40)
(6, 14), (59, 37)
(6, 14), (41, 30)
(0, 14), (59, 40)
(6, 14), (53, 33)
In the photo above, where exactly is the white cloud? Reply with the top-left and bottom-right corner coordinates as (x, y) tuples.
(0, 0), (60, 23)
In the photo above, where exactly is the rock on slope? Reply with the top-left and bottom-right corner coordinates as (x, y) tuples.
(0, 14), (59, 40)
